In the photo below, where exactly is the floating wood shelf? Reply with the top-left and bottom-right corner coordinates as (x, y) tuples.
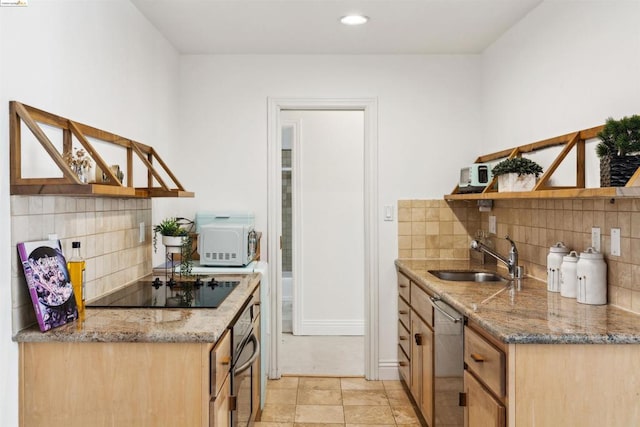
(445, 124), (640, 201)
(9, 101), (194, 198)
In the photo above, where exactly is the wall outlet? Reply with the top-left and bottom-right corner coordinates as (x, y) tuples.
(488, 216), (497, 234)
(611, 228), (621, 256)
(591, 227), (601, 252)
(139, 222), (146, 243)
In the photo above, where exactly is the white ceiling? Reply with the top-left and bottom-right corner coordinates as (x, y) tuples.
(130, 0), (543, 54)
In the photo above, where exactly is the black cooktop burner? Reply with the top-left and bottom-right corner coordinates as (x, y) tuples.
(86, 277), (240, 308)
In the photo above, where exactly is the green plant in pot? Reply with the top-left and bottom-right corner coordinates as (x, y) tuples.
(153, 217), (189, 253)
(153, 217), (194, 271)
(492, 157), (543, 192)
(596, 115), (640, 187)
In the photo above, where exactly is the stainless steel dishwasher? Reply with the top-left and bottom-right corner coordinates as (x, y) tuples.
(429, 296), (464, 427)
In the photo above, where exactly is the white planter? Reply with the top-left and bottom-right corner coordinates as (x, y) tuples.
(497, 173), (537, 192)
(162, 235), (186, 253)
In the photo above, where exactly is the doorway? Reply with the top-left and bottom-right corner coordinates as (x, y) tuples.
(267, 98), (379, 380)
(279, 110), (365, 376)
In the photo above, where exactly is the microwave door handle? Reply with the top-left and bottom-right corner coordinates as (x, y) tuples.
(234, 334), (260, 375)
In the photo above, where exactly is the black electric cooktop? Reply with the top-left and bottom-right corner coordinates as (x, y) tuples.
(86, 276), (240, 309)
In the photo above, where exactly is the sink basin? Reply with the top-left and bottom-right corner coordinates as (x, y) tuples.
(428, 270), (508, 283)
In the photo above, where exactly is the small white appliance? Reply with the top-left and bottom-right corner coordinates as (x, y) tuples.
(459, 163), (493, 193)
(196, 212), (257, 267)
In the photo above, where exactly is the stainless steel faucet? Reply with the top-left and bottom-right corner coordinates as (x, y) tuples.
(470, 235), (520, 278)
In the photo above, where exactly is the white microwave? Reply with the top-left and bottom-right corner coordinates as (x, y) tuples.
(198, 224), (256, 266)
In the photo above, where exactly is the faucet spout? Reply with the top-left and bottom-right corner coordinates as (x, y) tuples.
(470, 235), (519, 278)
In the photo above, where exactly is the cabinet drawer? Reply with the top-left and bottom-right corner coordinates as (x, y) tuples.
(464, 326), (505, 398)
(411, 283), (433, 327)
(210, 329), (231, 398)
(398, 320), (411, 357)
(398, 344), (410, 385)
(398, 273), (410, 302)
(398, 297), (410, 329)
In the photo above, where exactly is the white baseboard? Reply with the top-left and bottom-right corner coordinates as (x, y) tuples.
(378, 359), (401, 381)
(299, 319), (364, 336)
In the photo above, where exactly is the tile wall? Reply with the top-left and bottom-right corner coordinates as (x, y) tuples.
(397, 200), (481, 259)
(398, 198), (640, 315)
(10, 196), (152, 334)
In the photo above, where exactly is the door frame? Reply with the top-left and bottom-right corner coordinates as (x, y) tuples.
(280, 118), (301, 335)
(267, 97), (379, 380)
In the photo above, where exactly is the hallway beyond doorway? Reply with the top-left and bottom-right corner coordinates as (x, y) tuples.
(280, 334), (364, 377)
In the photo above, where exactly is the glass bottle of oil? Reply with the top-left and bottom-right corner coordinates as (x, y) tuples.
(67, 241), (85, 317)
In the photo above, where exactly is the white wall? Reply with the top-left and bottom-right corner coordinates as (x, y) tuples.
(176, 55), (482, 377)
(0, 1), (180, 424)
(481, 0), (640, 160)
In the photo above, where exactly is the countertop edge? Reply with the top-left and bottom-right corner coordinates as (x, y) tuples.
(13, 273), (261, 344)
(395, 259), (640, 345)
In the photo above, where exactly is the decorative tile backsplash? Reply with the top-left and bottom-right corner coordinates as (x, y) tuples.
(10, 196), (152, 334)
(398, 198), (640, 314)
(397, 199), (480, 259)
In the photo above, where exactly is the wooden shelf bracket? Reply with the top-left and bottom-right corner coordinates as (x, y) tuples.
(446, 123), (640, 200)
(9, 101), (194, 198)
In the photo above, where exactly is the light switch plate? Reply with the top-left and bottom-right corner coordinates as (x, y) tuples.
(384, 205), (394, 221)
(611, 228), (621, 256)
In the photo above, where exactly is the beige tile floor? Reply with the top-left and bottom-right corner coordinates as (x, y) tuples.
(257, 376), (422, 427)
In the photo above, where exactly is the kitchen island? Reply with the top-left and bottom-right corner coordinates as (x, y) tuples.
(14, 273), (261, 427)
(396, 259), (640, 427)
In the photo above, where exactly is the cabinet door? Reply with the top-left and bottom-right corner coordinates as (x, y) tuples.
(411, 311), (434, 427)
(211, 374), (231, 427)
(251, 315), (261, 422)
(464, 370), (505, 427)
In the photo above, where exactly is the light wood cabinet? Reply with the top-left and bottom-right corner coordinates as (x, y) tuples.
(397, 272), (411, 386)
(251, 287), (262, 423)
(211, 374), (231, 427)
(464, 371), (505, 427)
(211, 329), (232, 427)
(398, 272), (434, 426)
(463, 323), (506, 427)
(19, 340), (218, 427)
(411, 311), (434, 426)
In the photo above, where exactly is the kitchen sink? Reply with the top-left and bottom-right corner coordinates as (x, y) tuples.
(428, 270), (508, 283)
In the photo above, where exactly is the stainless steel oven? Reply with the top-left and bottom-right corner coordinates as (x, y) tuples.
(230, 298), (260, 427)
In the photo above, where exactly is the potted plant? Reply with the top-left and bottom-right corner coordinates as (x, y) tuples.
(153, 217), (195, 281)
(492, 157), (543, 192)
(596, 115), (640, 187)
(153, 217), (189, 254)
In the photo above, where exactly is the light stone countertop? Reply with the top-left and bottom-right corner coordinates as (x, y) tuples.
(396, 259), (640, 344)
(13, 273), (261, 344)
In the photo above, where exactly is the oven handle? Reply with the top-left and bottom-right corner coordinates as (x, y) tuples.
(429, 296), (463, 323)
(235, 334), (260, 375)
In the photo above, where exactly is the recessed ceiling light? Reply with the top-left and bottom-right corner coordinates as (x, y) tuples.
(340, 15), (369, 26)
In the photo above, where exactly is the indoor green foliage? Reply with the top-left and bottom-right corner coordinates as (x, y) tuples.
(596, 115), (640, 157)
(152, 217), (189, 252)
(491, 157), (543, 177)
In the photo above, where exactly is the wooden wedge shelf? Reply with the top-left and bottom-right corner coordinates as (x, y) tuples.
(446, 123), (640, 201)
(9, 101), (194, 198)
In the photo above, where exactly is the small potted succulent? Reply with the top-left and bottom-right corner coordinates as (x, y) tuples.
(492, 157), (543, 192)
(153, 217), (189, 254)
(596, 115), (640, 187)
